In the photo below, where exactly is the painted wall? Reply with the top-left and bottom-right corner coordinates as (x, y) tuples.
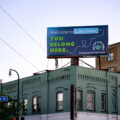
(0, 66), (120, 120)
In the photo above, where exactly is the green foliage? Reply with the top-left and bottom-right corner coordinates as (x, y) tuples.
(0, 94), (23, 120)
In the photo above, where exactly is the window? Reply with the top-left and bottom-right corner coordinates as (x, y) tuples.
(108, 53), (114, 61)
(23, 98), (28, 114)
(87, 91), (95, 110)
(37, 96), (41, 112)
(7, 102), (11, 107)
(57, 92), (63, 111)
(77, 90), (82, 109)
(7, 102), (11, 108)
(32, 97), (37, 112)
(109, 67), (114, 72)
(32, 96), (41, 113)
(101, 93), (106, 112)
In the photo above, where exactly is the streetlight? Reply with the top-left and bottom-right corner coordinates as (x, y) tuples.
(9, 69), (20, 120)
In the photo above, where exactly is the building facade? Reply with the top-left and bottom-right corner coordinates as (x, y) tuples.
(0, 66), (120, 120)
(96, 42), (120, 72)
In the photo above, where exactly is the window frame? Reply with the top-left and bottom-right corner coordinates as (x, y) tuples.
(108, 53), (114, 61)
(32, 96), (41, 113)
(32, 97), (37, 113)
(23, 98), (28, 114)
(56, 92), (63, 111)
(37, 96), (41, 113)
(7, 102), (11, 108)
(77, 90), (82, 110)
(108, 67), (114, 72)
(101, 93), (106, 112)
(86, 91), (95, 111)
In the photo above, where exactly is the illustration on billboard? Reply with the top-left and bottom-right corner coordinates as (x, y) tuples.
(47, 25), (108, 58)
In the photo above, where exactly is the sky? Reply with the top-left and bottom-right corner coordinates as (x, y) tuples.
(0, 0), (120, 83)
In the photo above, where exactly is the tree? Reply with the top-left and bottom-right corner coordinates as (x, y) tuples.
(0, 94), (22, 120)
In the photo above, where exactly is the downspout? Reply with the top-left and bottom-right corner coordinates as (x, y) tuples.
(106, 71), (109, 120)
(47, 70), (50, 120)
(75, 87), (77, 120)
(116, 78), (118, 120)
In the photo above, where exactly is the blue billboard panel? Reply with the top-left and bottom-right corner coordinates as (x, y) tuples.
(47, 25), (108, 58)
(0, 96), (8, 102)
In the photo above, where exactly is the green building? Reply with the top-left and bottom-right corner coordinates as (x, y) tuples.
(0, 66), (120, 120)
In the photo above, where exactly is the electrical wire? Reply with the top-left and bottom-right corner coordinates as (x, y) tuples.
(0, 38), (39, 70)
(0, 6), (95, 71)
(0, 5), (46, 53)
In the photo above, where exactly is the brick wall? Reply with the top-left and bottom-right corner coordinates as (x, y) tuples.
(96, 43), (120, 72)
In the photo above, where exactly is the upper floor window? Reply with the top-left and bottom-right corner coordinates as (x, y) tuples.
(108, 53), (114, 61)
(77, 90), (82, 109)
(23, 98), (28, 114)
(101, 93), (106, 112)
(87, 91), (95, 111)
(32, 96), (41, 113)
(56, 92), (63, 111)
(109, 67), (114, 72)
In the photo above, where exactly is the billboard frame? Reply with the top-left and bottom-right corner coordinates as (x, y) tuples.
(47, 25), (108, 58)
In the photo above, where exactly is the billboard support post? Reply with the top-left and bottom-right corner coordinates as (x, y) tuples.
(71, 58), (79, 66)
(55, 58), (58, 69)
(98, 56), (101, 69)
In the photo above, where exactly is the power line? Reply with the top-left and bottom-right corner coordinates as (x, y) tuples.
(0, 38), (39, 70)
(0, 5), (46, 53)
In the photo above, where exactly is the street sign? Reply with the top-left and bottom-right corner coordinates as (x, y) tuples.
(47, 25), (108, 58)
(0, 96), (8, 102)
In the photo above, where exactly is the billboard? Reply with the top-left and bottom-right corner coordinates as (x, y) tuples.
(47, 25), (108, 58)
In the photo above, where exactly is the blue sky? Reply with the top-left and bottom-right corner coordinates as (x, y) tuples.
(0, 0), (120, 82)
